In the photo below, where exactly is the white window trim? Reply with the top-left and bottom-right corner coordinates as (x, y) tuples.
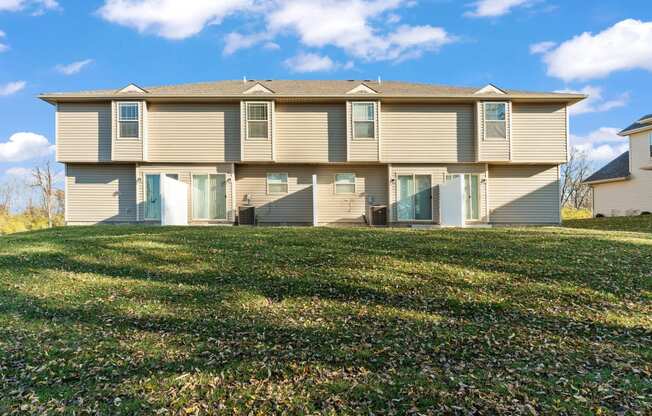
(190, 173), (228, 221)
(246, 101), (271, 141)
(649, 132), (652, 159)
(352, 101), (377, 141)
(334, 173), (357, 194)
(395, 173), (433, 222)
(483, 102), (508, 141)
(266, 172), (289, 195)
(143, 172), (179, 221)
(117, 102), (140, 140)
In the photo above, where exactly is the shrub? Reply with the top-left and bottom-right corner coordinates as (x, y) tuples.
(595, 213), (605, 218)
(641, 211), (651, 216)
(561, 207), (592, 220)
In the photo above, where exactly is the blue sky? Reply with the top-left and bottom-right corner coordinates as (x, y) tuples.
(1, 0), (651, 189)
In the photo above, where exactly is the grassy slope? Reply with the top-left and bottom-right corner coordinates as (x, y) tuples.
(0, 224), (650, 414)
(564, 215), (652, 233)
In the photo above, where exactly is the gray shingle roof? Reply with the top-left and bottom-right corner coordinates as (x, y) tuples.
(584, 151), (630, 184)
(40, 79), (585, 101)
(619, 114), (652, 136)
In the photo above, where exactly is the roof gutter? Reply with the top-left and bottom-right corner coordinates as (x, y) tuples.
(618, 125), (652, 137)
(583, 175), (630, 185)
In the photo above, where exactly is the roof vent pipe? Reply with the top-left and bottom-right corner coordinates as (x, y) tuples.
(378, 76), (382, 85)
(243, 76), (247, 84)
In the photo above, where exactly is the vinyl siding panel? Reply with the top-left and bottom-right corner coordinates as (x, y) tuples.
(57, 103), (112, 162)
(275, 104), (346, 163)
(592, 132), (652, 216)
(388, 164), (487, 224)
(112, 101), (143, 161)
(315, 165), (387, 224)
(488, 164), (560, 224)
(148, 103), (240, 162)
(347, 101), (380, 162)
(381, 104), (474, 162)
(137, 164), (235, 224)
(478, 102), (510, 162)
(235, 165), (313, 224)
(65, 164), (137, 223)
(511, 104), (567, 162)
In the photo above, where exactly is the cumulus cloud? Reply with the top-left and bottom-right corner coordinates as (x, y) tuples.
(571, 127), (628, 162)
(465, 0), (532, 18)
(0, 0), (59, 13)
(284, 52), (353, 73)
(558, 86), (629, 116)
(0, 81), (26, 96)
(97, 0), (252, 40)
(55, 59), (94, 75)
(0, 132), (54, 162)
(538, 19), (652, 82)
(0, 30), (8, 52)
(98, 0), (456, 62)
(529, 40), (555, 55)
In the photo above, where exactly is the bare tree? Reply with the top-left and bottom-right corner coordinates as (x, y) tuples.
(560, 147), (593, 210)
(31, 161), (56, 228)
(0, 179), (17, 214)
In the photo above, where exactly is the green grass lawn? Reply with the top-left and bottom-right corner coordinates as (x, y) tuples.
(0, 222), (650, 414)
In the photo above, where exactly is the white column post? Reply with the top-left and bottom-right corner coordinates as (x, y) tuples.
(312, 174), (318, 226)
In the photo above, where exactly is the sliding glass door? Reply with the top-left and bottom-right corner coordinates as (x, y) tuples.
(397, 175), (432, 221)
(145, 173), (178, 221)
(446, 174), (480, 221)
(192, 174), (227, 220)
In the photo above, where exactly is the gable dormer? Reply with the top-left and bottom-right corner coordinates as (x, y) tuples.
(474, 84), (506, 95)
(243, 82), (274, 95)
(346, 83), (378, 95)
(117, 83), (148, 94)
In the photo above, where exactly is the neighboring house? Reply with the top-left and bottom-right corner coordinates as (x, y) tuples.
(584, 114), (652, 217)
(39, 80), (584, 226)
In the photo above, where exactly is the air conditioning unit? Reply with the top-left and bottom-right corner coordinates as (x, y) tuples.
(238, 206), (256, 225)
(369, 205), (387, 226)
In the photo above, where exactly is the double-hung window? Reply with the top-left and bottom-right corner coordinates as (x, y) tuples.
(118, 102), (139, 138)
(267, 173), (288, 194)
(247, 102), (269, 139)
(484, 102), (507, 140)
(335, 173), (356, 194)
(352, 102), (375, 139)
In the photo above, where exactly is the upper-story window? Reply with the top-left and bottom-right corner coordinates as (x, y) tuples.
(649, 132), (652, 158)
(247, 102), (269, 140)
(484, 102), (507, 140)
(118, 102), (139, 138)
(118, 103), (140, 138)
(352, 102), (375, 139)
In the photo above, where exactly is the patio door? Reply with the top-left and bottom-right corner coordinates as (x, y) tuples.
(397, 174), (432, 221)
(192, 174), (227, 220)
(446, 174), (480, 221)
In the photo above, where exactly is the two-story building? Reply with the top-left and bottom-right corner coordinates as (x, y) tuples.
(39, 80), (584, 226)
(584, 113), (652, 217)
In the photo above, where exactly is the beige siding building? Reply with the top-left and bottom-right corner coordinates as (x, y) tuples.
(41, 80), (584, 227)
(584, 114), (652, 217)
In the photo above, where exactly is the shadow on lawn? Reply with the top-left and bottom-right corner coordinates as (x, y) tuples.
(0, 225), (651, 413)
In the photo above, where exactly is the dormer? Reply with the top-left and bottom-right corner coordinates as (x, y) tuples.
(346, 83), (378, 95)
(243, 82), (274, 95)
(116, 83), (148, 94)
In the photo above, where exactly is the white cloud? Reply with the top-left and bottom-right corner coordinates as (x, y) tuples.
(55, 59), (94, 75)
(465, 0), (532, 18)
(571, 127), (628, 162)
(0, 132), (54, 162)
(0, 81), (26, 96)
(0, 30), (7, 52)
(98, 0), (456, 62)
(5, 166), (30, 177)
(558, 85), (629, 116)
(97, 0), (252, 40)
(529, 40), (555, 55)
(263, 41), (280, 50)
(284, 52), (353, 73)
(0, 0), (59, 13)
(539, 19), (652, 82)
